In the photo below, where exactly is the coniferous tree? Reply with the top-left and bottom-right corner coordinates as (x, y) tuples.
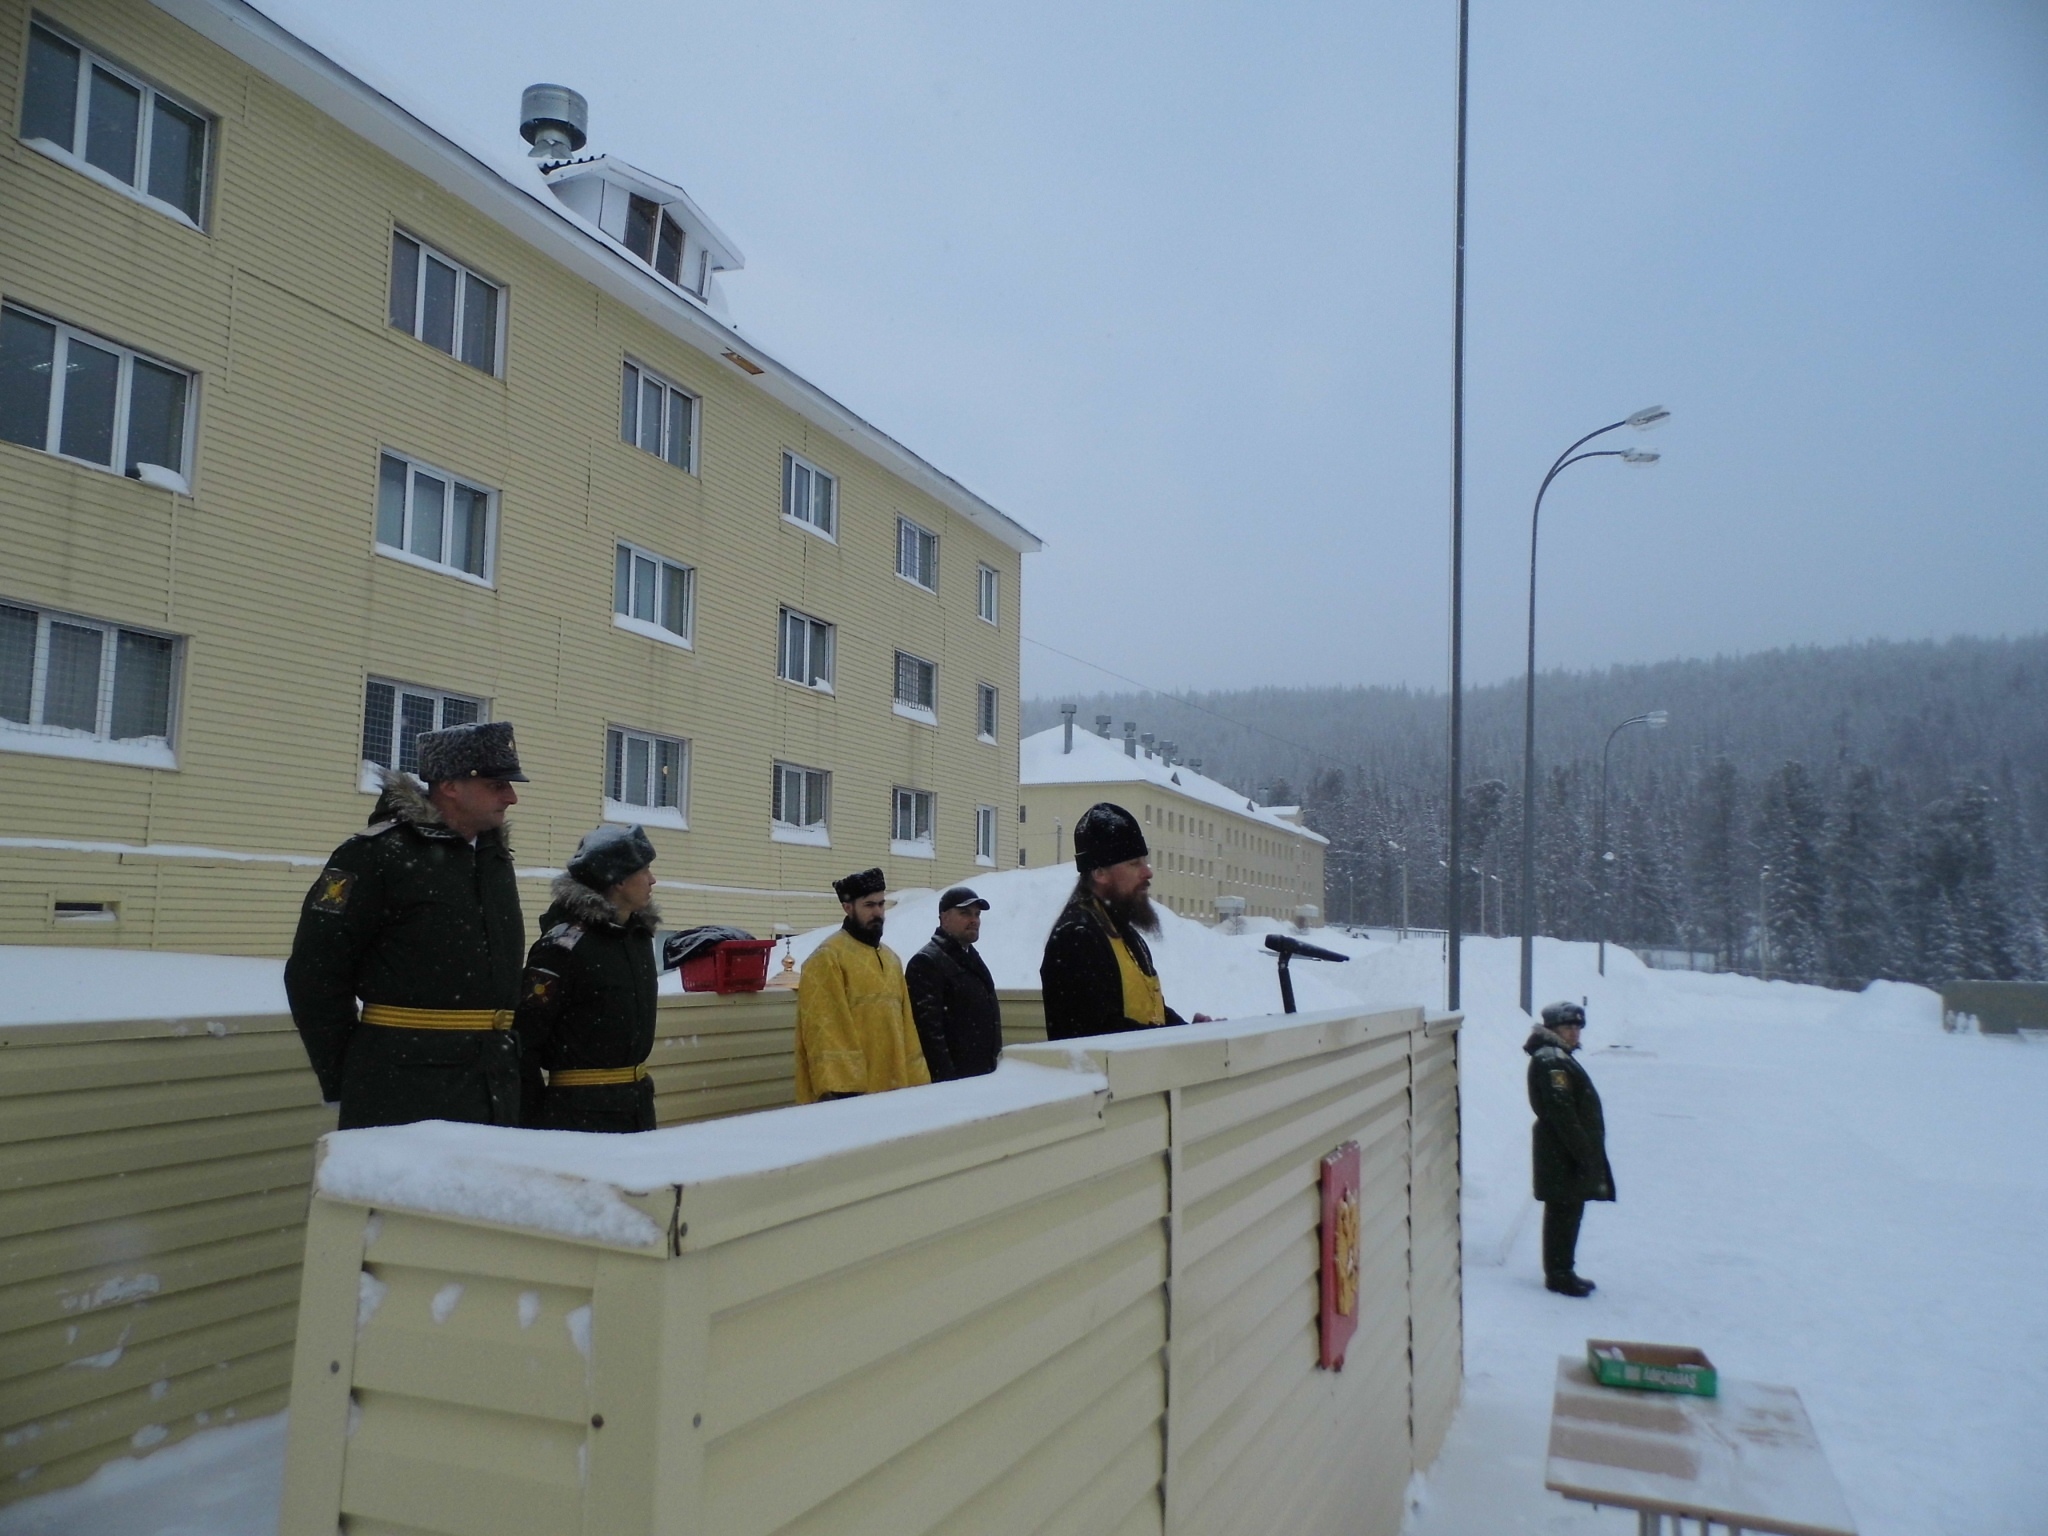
(1756, 761), (1828, 982)
(1691, 758), (1747, 968)
(1824, 765), (1894, 985)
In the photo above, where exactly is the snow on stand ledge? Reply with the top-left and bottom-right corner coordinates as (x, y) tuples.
(313, 1055), (1113, 1246)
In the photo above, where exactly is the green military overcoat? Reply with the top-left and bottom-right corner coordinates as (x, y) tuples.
(285, 774), (525, 1129)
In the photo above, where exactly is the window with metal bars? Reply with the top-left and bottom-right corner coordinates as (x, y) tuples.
(360, 679), (482, 777)
(977, 683), (998, 742)
(893, 651), (936, 714)
(388, 231), (501, 375)
(975, 806), (996, 864)
(0, 601), (178, 751)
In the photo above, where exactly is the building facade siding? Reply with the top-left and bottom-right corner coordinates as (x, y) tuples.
(0, 0), (1032, 952)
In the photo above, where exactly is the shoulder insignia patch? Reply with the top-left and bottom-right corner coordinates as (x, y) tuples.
(311, 868), (355, 915)
(1549, 1068), (1571, 1092)
(544, 923), (586, 950)
(523, 970), (562, 1007)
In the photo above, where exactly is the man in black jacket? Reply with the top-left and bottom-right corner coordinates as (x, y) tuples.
(1526, 1000), (1615, 1297)
(907, 887), (1003, 1080)
(1041, 802), (1211, 1040)
(285, 721), (528, 1130)
(515, 825), (662, 1132)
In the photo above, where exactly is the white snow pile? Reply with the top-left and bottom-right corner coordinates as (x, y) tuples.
(0, 946), (288, 1027)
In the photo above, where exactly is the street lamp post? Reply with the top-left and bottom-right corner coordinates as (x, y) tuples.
(1518, 407), (1668, 1014)
(1596, 709), (1669, 975)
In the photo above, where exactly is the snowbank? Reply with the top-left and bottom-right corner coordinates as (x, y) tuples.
(0, 946), (288, 1027)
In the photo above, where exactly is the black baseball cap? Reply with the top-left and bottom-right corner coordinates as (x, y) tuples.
(938, 886), (990, 913)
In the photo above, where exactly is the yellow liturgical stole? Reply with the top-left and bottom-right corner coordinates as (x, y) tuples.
(1107, 932), (1168, 1027)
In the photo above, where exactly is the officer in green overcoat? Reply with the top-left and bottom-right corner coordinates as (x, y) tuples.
(1525, 1000), (1614, 1297)
(284, 721), (528, 1130)
(515, 825), (662, 1132)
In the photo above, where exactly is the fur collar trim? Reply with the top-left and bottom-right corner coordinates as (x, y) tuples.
(373, 767), (512, 849)
(1524, 1024), (1575, 1056)
(549, 873), (661, 934)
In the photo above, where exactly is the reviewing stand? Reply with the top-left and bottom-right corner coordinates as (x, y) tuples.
(1544, 1357), (1857, 1536)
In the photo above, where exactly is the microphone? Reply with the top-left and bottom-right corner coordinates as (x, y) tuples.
(1264, 934), (1349, 964)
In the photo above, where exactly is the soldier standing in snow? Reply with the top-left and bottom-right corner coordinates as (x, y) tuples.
(1040, 802), (1211, 1040)
(906, 886), (1003, 1080)
(514, 826), (662, 1132)
(1525, 1000), (1615, 1297)
(793, 868), (931, 1103)
(285, 721), (528, 1130)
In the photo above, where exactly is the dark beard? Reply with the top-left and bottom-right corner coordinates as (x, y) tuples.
(1103, 888), (1160, 937)
(844, 913), (884, 946)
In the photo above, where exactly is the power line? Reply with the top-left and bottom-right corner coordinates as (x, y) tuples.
(1020, 634), (1347, 770)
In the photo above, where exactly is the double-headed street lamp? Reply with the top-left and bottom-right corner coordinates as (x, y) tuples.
(1596, 709), (1668, 975)
(1518, 406), (1669, 1014)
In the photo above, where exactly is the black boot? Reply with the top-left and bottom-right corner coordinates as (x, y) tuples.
(1545, 1272), (1596, 1298)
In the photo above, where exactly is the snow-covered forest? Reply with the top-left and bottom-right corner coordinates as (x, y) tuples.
(1026, 635), (2048, 988)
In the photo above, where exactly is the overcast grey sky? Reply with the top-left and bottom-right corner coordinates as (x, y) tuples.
(280, 0), (2048, 696)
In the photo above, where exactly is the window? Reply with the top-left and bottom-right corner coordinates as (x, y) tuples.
(624, 194), (687, 286)
(375, 451), (495, 582)
(21, 24), (210, 225)
(893, 651), (936, 718)
(975, 806), (996, 866)
(0, 305), (192, 484)
(896, 517), (937, 591)
(606, 726), (689, 829)
(614, 543), (694, 646)
(388, 231), (501, 375)
(782, 451), (836, 537)
(360, 679), (481, 781)
(0, 601), (178, 765)
(976, 683), (998, 742)
(977, 564), (999, 625)
(772, 761), (831, 845)
(620, 361), (695, 471)
(891, 787), (935, 855)
(777, 608), (834, 690)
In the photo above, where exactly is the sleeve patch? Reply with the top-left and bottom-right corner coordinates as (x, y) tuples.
(523, 970), (562, 1007)
(311, 868), (355, 915)
(1549, 1069), (1571, 1092)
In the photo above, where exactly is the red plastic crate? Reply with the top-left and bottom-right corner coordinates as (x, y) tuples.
(679, 938), (776, 994)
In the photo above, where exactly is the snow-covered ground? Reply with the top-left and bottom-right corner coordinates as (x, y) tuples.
(4, 868), (2043, 1533)
(0, 946), (288, 1026)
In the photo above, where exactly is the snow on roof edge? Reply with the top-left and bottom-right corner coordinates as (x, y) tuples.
(155, 0), (1042, 556)
(1019, 728), (1329, 843)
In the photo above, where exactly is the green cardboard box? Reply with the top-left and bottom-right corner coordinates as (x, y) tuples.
(1587, 1339), (1718, 1397)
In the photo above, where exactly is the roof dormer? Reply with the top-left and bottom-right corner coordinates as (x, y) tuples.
(541, 155), (744, 303)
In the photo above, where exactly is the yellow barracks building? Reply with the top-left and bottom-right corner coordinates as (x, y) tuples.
(0, 0), (1039, 953)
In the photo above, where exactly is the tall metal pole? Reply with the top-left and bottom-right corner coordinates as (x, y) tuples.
(1518, 433), (1638, 1014)
(1596, 712), (1655, 976)
(1445, 0), (1470, 1014)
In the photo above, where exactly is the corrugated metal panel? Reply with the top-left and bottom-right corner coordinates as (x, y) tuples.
(1408, 1024), (1462, 1468)
(0, 1010), (322, 1498)
(0, 986), (811, 1506)
(277, 1005), (1460, 1536)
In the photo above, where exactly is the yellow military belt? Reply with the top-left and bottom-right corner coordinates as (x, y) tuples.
(549, 1064), (648, 1087)
(359, 1004), (515, 1032)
